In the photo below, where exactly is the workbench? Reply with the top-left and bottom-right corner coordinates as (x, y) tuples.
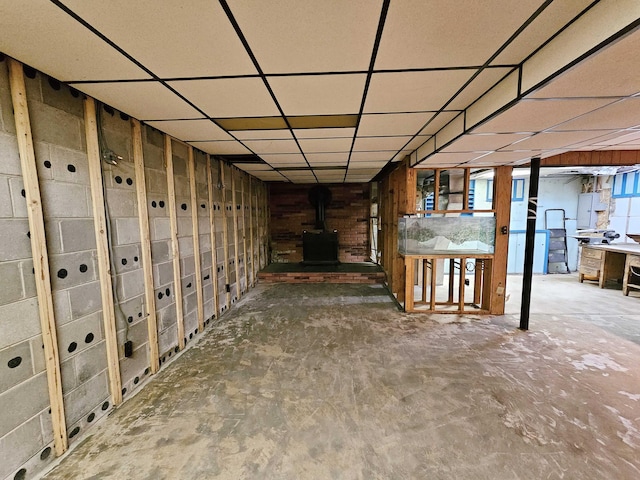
(578, 243), (640, 295)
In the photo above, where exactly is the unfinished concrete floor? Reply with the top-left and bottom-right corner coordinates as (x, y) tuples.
(43, 277), (640, 479)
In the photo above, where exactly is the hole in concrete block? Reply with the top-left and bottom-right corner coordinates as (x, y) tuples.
(186, 282), (192, 289)
(201, 204), (206, 209)
(120, 112), (129, 121)
(43, 160), (51, 169)
(103, 105), (115, 116)
(57, 269), (67, 279)
(68, 342), (77, 353)
(40, 447), (51, 460)
(14, 468), (27, 480)
(144, 368), (149, 375)
(168, 351), (172, 357)
(121, 388), (127, 396)
(189, 333), (193, 340)
(101, 401), (109, 411)
(195, 328), (198, 334)
(138, 312), (142, 318)
(174, 347), (179, 354)
(159, 201), (165, 208)
(87, 413), (95, 423)
(67, 164), (76, 173)
(158, 292), (163, 300)
(85, 333), (94, 344)
(127, 316), (133, 324)
(115, 176), (122, 184)
(21, 189), (25, 197)
(69, 426), (80, 438)
(8, 356), (22, 368)
(79, 264), (88, 273)
(121, 258), (127, 266)
(24, 66), (36, 78)
(151, 201), (157, 208)
(134, 256), (139, 262)
(204, 275), (210, 280)
(70, 87), (80, 98)
(181, 203), (187, 211)
(26, 231), (31, 239)
(126, 178), (133, 186)
(165, 288), (170, 296)
(134, 376), (139, 384)
(47, 77), (61, 90)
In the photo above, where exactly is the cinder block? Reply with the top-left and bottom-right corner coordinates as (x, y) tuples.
(177, 216), (192, 236)
(120, 342), (149, 386)
(0, 261), (23, 306)
(113, 294), (145, 331)
(60, 355), (77, 393)
(7, 176), (28, 218)
(101, 131), (131, 165)
(49, 145), (90, 185)
(151, 240), (171, 263)
(144, 168), (167, 195)
(158, 303), (176, 331)
(0, 413), (45, 480)
(116, 269), (144, 300)
(148, 195), (169, 218)
(117, 317), (148, 354)
(183, 309), (197, 334)
(56, 310), (103, 362)
(199, 228), (211, 251)
(144, 124), (164, 148)
(142, 143), (164, 171)
(153, 261), (174, 288)
(49, 250), (97, 291)
(154, 284), (174, 310)
(201, 250), (212, 269)
(172, 153), (188, 176)
(33, 141), (54, 180)
(0, 176), (13, 218)
(178, 236), (194, 257)
(29, 101), (83, 151)
(74, 341), (108, 387)
(184, 291), (197, 316)
(113, 243), (142, 274)
(181, 273), (195, 293)
(203, 298), (213, 319)
(68, 281), (102, 320)
(29, 335), (46, 376)
(105, 189), (137, 217)
(114, 217), (141, 245)
(157, 324), (177, 355)
(63, 370), (109, 426)
(181, 255), (195, 276)
(59, 219), (97, 253)
(0, 372), (49, 436)
(0, 62), (16, 135)
(0, 218), (32, 261)
(174, 177), (189, 197)
(0, 133), (21, 176)
(0, 341), (34, 393)
(40, 181), (90, 218)
(52, 289), (72, 326)
(18, 258), (36, 299)
(152, 217), (171, 240)
(41, 77), (84, 117)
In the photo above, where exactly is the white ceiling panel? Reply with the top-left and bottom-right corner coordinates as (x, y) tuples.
(294, 128), (356, 139)
(187, 141), (251, 155)
(305, 153), (349, 164)
(0, 0), (150, 81)
(530, 29), (640, 98)
(258, 153), (307, 166)
(78, 82), (202, 120)
(233, 163), (275, 172)
(418, 112), (461, 136)
(269, 74), (365, 115)
(59, 0), (256, 78)
(500, 130), (614, 151)
(233, 130), (294, 140)
(364, 70), (475, 113)
(251, 171), (288, 181)
(146, 119), (232, 141)
(344, 160), (388, 168)
(359, 113), (433, 136)
(441, 133), (531, 152)
(168, 78), (279, 118)
(419, 151), (491, 166)
(353, 136), (412, 152)
(298, 138), (353, 153)
(550, 98), (640, 131)
(449, 68), (513, 110)
(472, 98), (617, 133)
(402, 136), (430, 152)
(375, 0), (544, 69)
(596, 130), (640, 146)
(242, 139), (301, 155)
(468, 151), (542, 165)
(350, 151), (395, 162)
(227, 0), (382, 73)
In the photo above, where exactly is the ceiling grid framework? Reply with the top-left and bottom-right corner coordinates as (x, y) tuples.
(0, 0), (639, 182)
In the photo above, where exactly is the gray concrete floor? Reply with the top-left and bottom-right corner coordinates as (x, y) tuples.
(43, 276), (640, 479)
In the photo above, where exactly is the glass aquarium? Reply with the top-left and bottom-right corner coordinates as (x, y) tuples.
(399, 216), (496, 255)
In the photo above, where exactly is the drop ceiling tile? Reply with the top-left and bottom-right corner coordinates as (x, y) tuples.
(345, 176), (374, 183)
(344, 161), (388, 168)
(168, 78), (280, 117)
(353, 136), (413, 151)
(187, 141), (251, 155)
(364, 70), (475, 113)
(449, 68), (513, 110)
(78, 82), (201, 120)
(418, 112), (461, 136)
(529, 28), (640, 98)
(269, 74), (366, 115)
(294, 128), (356, 139)
(551, 98), (640, 131)
(308, 162), (347, 168)
(350, 151), (395, 162)
(226, 0), (382, 73)
(442, 133), (532, 152)
(252, 171), (289, 181)
(469, 151), (542, 165)
(305, 153), (349, 164)
(419, 151), (491, 166)
(0, 0), (150, 81)
(59, 0), (256, 77)
(472, 98), (617, 133)
(258, 153), (307, 167)
(344, 168), (382, 176)
(500, 130), (613, 151)
(375, 0), (543, 69)
(402, 136), (430, 152)
(233, 130), (294, 140)
(242, 139), (301, 155)
(298, 138), (353, 153)
(233, 163), (274, 172)
(359, 113), (433, 136)
(146, 119), (232, 141)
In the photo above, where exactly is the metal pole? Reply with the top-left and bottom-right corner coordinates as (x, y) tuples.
(520, 157), (541, 330)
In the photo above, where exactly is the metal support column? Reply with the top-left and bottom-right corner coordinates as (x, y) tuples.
(520, 157), (541, 330)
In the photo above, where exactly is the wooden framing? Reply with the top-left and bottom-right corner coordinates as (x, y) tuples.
(220, 162), (231, 309)
(131, 119), (159, 374)
(165, 136), (185, 350)
(248, 177), (255, 287)
(489, 166), (513, 315)
(206, 156), (220, 318)
(240, 172), (248, 293)
(188, 147), (204, 332)
(8, 58), (68, 455)
(231, 166), (241, 299)
(83, 98), (123, 406)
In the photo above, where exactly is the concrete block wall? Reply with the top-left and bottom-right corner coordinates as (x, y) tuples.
(210, 159), (230, 314)
(223, 163), (239, 305)
(0, 57), (271, 480)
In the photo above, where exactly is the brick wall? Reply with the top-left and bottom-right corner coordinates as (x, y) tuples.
(269, 183), (370, 263)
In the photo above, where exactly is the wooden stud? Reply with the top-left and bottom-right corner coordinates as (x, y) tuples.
(433, 169), (441, 211)
(404, 257), (415, 312)
(430, 260), (437, 311)
(131, 119), (159, 374)
(188, 147), (204, 332)
(83, 97), (123, 406)
(248, 177), (255, 286)
(220, 162), (231, 309)
(458, 258), (466, 312)
(473, 259), (482, 305)
(8, 58), (68, 455)
(490, 166), (513, 314)
(231, 167), (241, 299)
(463, 169), (471, 211)
(240, 172), (248, 293)
(206, 156), (220, 318)
(165, 136), (185, 349)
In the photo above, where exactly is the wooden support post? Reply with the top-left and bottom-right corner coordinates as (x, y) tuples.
(248, 177), (255, 287)
(240, 172), (248, 293)
(473, 259), (482, 305)
(206, 156), (220, 318)
(482, 259), (493, 311)
(404, 257), (415, 312)
(83, 97), (123, 406)
(165, 136), (185, 349)
(231, 167), (241, 299)
(433, 170), (441, 211)
(459, 258), (466, 312)
(131, 119), (159, 374)
(490, 166), (513, 314)
(9, 58), (68, 455)
(463, 169), (471, 210)
(220, 163), (231, 309)
(188, 147), (204, 332)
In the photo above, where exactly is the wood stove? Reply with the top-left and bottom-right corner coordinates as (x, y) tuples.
(302, 186), (339, 265)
